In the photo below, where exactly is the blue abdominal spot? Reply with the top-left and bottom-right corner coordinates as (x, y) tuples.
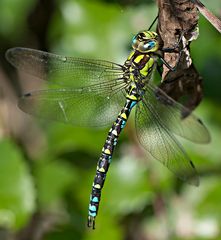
(89, 204), (97, 212)
(130, 101), (137, 108)
(121, 120), (126, 128)
(92, 197), (99, 203)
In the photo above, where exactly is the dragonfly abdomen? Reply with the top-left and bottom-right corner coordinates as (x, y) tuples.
(88, 88), (139, 228)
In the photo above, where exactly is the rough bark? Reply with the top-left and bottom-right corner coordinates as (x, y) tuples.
(156, 0), (203, 111)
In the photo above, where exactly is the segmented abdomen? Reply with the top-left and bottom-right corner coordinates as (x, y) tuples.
(87, 93), (138, 229)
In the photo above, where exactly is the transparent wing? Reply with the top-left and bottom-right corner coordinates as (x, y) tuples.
(5, 47), (125, 88)
(135, 95), (199, 186)
(6, 47), (128, 126)
(18, 82), (127, 127)
(145, 83), (210, 144)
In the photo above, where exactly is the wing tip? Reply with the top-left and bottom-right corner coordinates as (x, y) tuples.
(197, 118), (211, 144)
(187, 175), (200, 187)
(177, 172), (200, 187)
(5, 48), (15, 64)
(185, 160), (200, 187)
(5, 47), (24, 66)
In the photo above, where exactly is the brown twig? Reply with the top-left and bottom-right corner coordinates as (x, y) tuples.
(156, 0), (203, 112)
(191, 0), (221, 33)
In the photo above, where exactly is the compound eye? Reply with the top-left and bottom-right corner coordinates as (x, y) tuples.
(132, 35), (140, 49)
(139, 40), (156, 52)
(132, 35), (138, 47)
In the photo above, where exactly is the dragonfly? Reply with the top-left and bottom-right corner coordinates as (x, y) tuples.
(6, 30), (210, 229)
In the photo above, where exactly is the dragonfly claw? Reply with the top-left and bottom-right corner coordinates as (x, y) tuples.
(87, 216), (96, 229)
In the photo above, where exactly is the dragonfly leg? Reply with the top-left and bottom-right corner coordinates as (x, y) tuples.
(159, 31), (186, 71)
(159, 53), (182, 71)
(87, 216), (95, 229)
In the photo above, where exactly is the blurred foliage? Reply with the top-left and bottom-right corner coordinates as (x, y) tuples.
(0, 139), (35, 230)
(0, 0), (221, 239)
(0, 0), (35, 41)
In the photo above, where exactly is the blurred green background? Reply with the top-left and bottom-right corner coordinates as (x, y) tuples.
(0, 0), (221, 239)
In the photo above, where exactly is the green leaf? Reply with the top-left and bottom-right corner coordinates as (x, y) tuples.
(104, 156), (153, 216)
(46, 123), (106, 156)
(0, 139), (35, 230)
(35, 159), (77, 208)
(0, 0), (36, 38)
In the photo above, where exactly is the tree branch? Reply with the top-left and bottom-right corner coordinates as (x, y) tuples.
(156, 0), (203, 112)
(191, 0), (221, 33)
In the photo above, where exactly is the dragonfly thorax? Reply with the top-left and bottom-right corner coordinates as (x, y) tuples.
(123, 49), (156, 88)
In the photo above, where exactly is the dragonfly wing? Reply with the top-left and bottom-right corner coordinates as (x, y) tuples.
(6, 47), (125, 88)
(135, 97), (199, 186)
(145, 83), (210, 144)
(18, 83), (127, 127)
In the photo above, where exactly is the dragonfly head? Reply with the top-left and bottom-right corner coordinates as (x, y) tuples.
(132, 31), (159, 53)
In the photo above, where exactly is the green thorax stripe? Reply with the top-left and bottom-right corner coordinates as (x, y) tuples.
(126, 50), (155, 78)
